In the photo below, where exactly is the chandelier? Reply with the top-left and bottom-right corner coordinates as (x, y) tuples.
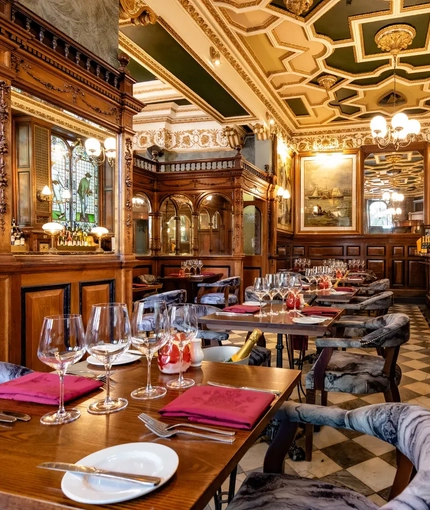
(370, 25), (420, 151)
(283, 0), (313, 16)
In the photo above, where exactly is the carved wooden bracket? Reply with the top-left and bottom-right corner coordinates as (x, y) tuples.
(0, 81), (10, 233)
(119, 0), (158, 26)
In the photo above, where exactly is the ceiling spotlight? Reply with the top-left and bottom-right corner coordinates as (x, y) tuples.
(283, 0), (313, 16)
(210, 47), (221, 67)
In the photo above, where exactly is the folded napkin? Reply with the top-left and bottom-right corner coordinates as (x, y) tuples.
(133, 283), (149, 287)
(300, 306), (342, 317)
(223, 305), (260, 314)
(201, 272), (216, 276)
(159, 385), (275, 429)
(0, 372), (103, 405)
(334, 287), (354, 293)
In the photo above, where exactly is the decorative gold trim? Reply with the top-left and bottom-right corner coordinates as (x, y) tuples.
(125, 137), (133, 238)
(283, 0), (313, 17)
(119, 0), (158, 26)
(0, 81), (10, 233)
(133, 127), (229, 151)
(317, 75), (337, 91)
(375, 24), (416, 56)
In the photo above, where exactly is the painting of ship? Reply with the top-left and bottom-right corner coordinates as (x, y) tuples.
(308, 188), (321, 199)
(331, 187), (343, 199)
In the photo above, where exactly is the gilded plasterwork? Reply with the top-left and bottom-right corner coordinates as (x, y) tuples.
(133, 128), (229, 151)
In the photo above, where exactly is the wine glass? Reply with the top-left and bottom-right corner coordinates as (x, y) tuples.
(253, 277), (269, 317)
(277, 273), (291, 314)
(166, 304), (197, 389)
(130, 301), (170, 400)
(289, 275), (303, 315)
(266, 273), (280, 316)
(85, 303), (131, 414)
(37, 314), (86, 425)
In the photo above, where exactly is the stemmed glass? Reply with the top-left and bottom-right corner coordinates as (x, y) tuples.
(266, 274), (280, 316)
(253, 277), (268, 317)
(131, 301), (170, 400)
(278, 273), (291, 314)
(37, 314), (86, 425)
(289, 275), (303, 315)
(85, 303), (131, 414)
(166, 304), (197, 389)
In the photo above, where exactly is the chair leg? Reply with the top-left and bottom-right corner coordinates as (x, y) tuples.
(384, 385), (401, 403)
(305, 389), (315, 461)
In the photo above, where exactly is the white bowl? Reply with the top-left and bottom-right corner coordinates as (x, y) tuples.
(203, 346), (249, 365)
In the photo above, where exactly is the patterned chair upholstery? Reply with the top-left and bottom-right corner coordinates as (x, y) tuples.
(188, 304), (230, 345)
(227, 401), (430, 510)
(330, 290), (394, 317)
(304, 312), (410, 460)
(195, 276), (241, 308)
(133, 289), (188, 331)
(357, 278), (391, 296)
(0, 362), (33, 383)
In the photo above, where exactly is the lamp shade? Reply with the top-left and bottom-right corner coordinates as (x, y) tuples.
(91, 226), (109, 236)
(42, 222), (64, 235)
(391, 112), (408, 131)
(41, 185), (52, 197)
(283, 189), (291, 199)
(382, 191), (391, 201)
(104, 137), (116, 154)
(370, 115), (387, 136)
(407, 118), (420, 135)
(85, 137), (101, 156)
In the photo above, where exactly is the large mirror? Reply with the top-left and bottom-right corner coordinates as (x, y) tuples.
(364, 149), (424, 234)
(198, 194), (233, 255)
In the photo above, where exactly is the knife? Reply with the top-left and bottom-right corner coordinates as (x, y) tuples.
(207, 381), (281, 396)
(1, 410), (31, 422)
(38, 462), (161, 486)
(0, 413), (17, 423)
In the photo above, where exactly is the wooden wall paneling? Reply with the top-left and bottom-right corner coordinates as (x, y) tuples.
(347, 246), (361, 256)
(365, 259), (386, 279)
(21, 284), (71, 371)
(367, 246), (385, 256)
(79, 280), (115, 328)
(243, 264), (263, 294)
(409, 260), (426, 288)
(393, 246), (404, 257)
(392, 260), (405, 286)
(293, 246), (305, 256)
(308, 246), (343, 258)
(409, 246), (419, 256)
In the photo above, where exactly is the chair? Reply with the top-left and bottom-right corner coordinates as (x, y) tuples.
(330, 290), (394, 317)
(304, 312), (410, 460)
(226, 401), (430, 510)
(357, 278), (390, 296)
(138, 289), (187, 307)
(188, 303), (230, 346)
(0, 362), (33, 383)
(195, 276), (241, 308)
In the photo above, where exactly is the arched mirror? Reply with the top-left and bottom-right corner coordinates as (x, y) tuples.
(364, 148), (424, 234)
(132, 193), (151, 255)
(243, 205), (262, 255)
(198, 194), (232, 255)
(160, 195), (193, 255)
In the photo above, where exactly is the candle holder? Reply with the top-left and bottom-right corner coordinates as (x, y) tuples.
(42, 222), (64, 254)
(91, 226), (109, 253)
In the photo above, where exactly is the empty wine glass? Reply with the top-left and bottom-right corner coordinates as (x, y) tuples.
(289, 275), (303, 315)
(266, 273), (280, 316)
(131, 301), (170, 400)
(37, 314), (86, 425)
(85, 303), (131, 414)
(166, 304), (197, 389)
(253, 277), (268, 317)
(277, 273), (291, 314)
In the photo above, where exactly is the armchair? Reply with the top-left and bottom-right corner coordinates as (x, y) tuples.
(357, 278), (390, 296)
(0, 362), (33, 383)
(304, 312), (410, 460)
(330, 290), (393, 317)
(227, 401), (430, 510)
(195, 276), (241, 308)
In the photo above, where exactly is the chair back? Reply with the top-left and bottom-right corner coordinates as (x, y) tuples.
(361, 312), (410, 349)
(343, 290), (393, 315)
(196, 276), (241, 307)
(0, 362), (33, 383)
(139, 289), (187, 308)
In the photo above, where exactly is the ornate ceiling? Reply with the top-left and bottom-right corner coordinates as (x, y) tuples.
(119, 0), (430, 141)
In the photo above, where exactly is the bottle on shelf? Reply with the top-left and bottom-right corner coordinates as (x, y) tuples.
(19, 231), (25, 246)
(228, 328), (263, 362)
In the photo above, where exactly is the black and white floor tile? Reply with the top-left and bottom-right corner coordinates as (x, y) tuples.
(205, 303), (430, 509)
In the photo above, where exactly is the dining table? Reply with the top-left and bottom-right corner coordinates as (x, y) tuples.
(0, 359), (300, 510)
(159, 272), (224, 302)
(314, 288), (359, 304)
(199, 303), (344, 369)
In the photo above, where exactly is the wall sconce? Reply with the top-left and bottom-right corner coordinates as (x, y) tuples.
(253, 123), (270, 141)
(283, 189), (291, 199)
(210, 47), (221, 66)
(84, 137), (116, 166)
(91, 226), (109, 253)
(42, 222), (64, 254)
(37, 185), (53, 202)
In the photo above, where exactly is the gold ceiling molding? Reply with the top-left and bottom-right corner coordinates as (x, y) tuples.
(119, 0), (158, 26)
(291, 129), (373, 152)
(134, 114), (215, 125)
(283, 0), (313, 17)
(133, 127), (229, 152)
(317, 75), (337, 91)
(375, 24), (416, 57)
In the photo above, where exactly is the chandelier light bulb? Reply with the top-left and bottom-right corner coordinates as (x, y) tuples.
(395, 207), (402, 215)
(283, 189), (291, 199)
(407, 118), (420, 135)
(85, 137), (101, 156)
(382, 191), (391, 201)
(391, 112), (408, 131)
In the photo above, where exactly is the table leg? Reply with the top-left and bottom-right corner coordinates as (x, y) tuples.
(276, 333), (284, 368)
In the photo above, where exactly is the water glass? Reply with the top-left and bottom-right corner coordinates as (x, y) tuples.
(253, 277), (268, 317)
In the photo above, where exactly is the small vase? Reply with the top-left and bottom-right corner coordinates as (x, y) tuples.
(158, 340), (191, 374)
(190, 338), (204, 367)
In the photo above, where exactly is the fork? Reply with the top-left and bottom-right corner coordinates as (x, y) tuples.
(143, 422), (236, 443)
(138, 412), (235, 436)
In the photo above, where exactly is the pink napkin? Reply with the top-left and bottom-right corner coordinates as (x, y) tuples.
(0, 372), (103, 405)
(335, 287), (354, 293)
(301, 306), (341, 317)
(223, 305), (260, 314)
(159, 385), (275, 429)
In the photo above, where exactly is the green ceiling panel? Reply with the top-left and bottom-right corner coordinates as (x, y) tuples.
(326, 47), (382, 74)
(402, 53), (430, 68)
(339, 105), (361, 115)
(120, 24), (249, 118)
(127, 56), (155, 82)
(284, 98), (309, 116)
(353, 68), (430, 86)
(335, 88), (358, 101)
(314, 0), (390, 41)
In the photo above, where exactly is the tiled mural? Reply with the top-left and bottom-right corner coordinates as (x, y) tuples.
(18, 0), (119, 68)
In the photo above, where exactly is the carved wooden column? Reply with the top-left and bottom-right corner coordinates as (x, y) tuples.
(232, 187), (244, 256)
(192, 211), (198, 256)
(150, 211), (161, 256)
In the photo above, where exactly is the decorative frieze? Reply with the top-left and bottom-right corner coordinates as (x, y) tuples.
(133, 127), (229, 151)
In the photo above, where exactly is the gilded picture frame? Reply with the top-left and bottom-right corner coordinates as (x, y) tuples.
(299, 154), (357, 232)
(276, 141), (293, 233)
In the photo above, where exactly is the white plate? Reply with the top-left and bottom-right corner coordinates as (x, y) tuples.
(292, 317), (327, 325)
(87, 352), (141, 366)
(243, 301), (266, 307)
(61, 442), (179, 505)
(332, 291), (349, 295)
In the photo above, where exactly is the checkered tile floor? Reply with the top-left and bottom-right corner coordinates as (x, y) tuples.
(205, 303), (430, 509)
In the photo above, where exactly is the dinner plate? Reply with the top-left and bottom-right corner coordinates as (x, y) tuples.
(292, 317), (327, 324)
(332, 291), (349, 295)
(86, 352), (141, 366)
(243, 301), (266, 307)
(61, 442), (179, 505)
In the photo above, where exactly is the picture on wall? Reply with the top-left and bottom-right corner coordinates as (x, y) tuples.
(276, 139), (293, 232)
(300, 154), (357, 232)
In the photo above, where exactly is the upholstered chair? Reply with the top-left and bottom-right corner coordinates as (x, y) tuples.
(195, 276), (241, 308)
(188, 303), (230, 346)
(357, 278), (390, 296)
(329, 290), (394, 317)
(226, 401), (430, 510)
(0, 362), (33, 383)
(138, 288), (187, 307)
(304, 312), (410, 460)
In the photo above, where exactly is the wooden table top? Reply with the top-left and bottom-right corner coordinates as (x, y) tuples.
(0, 360), (300, 510)
(199, 304), (343, 337)
(159, 273), (223, 283)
